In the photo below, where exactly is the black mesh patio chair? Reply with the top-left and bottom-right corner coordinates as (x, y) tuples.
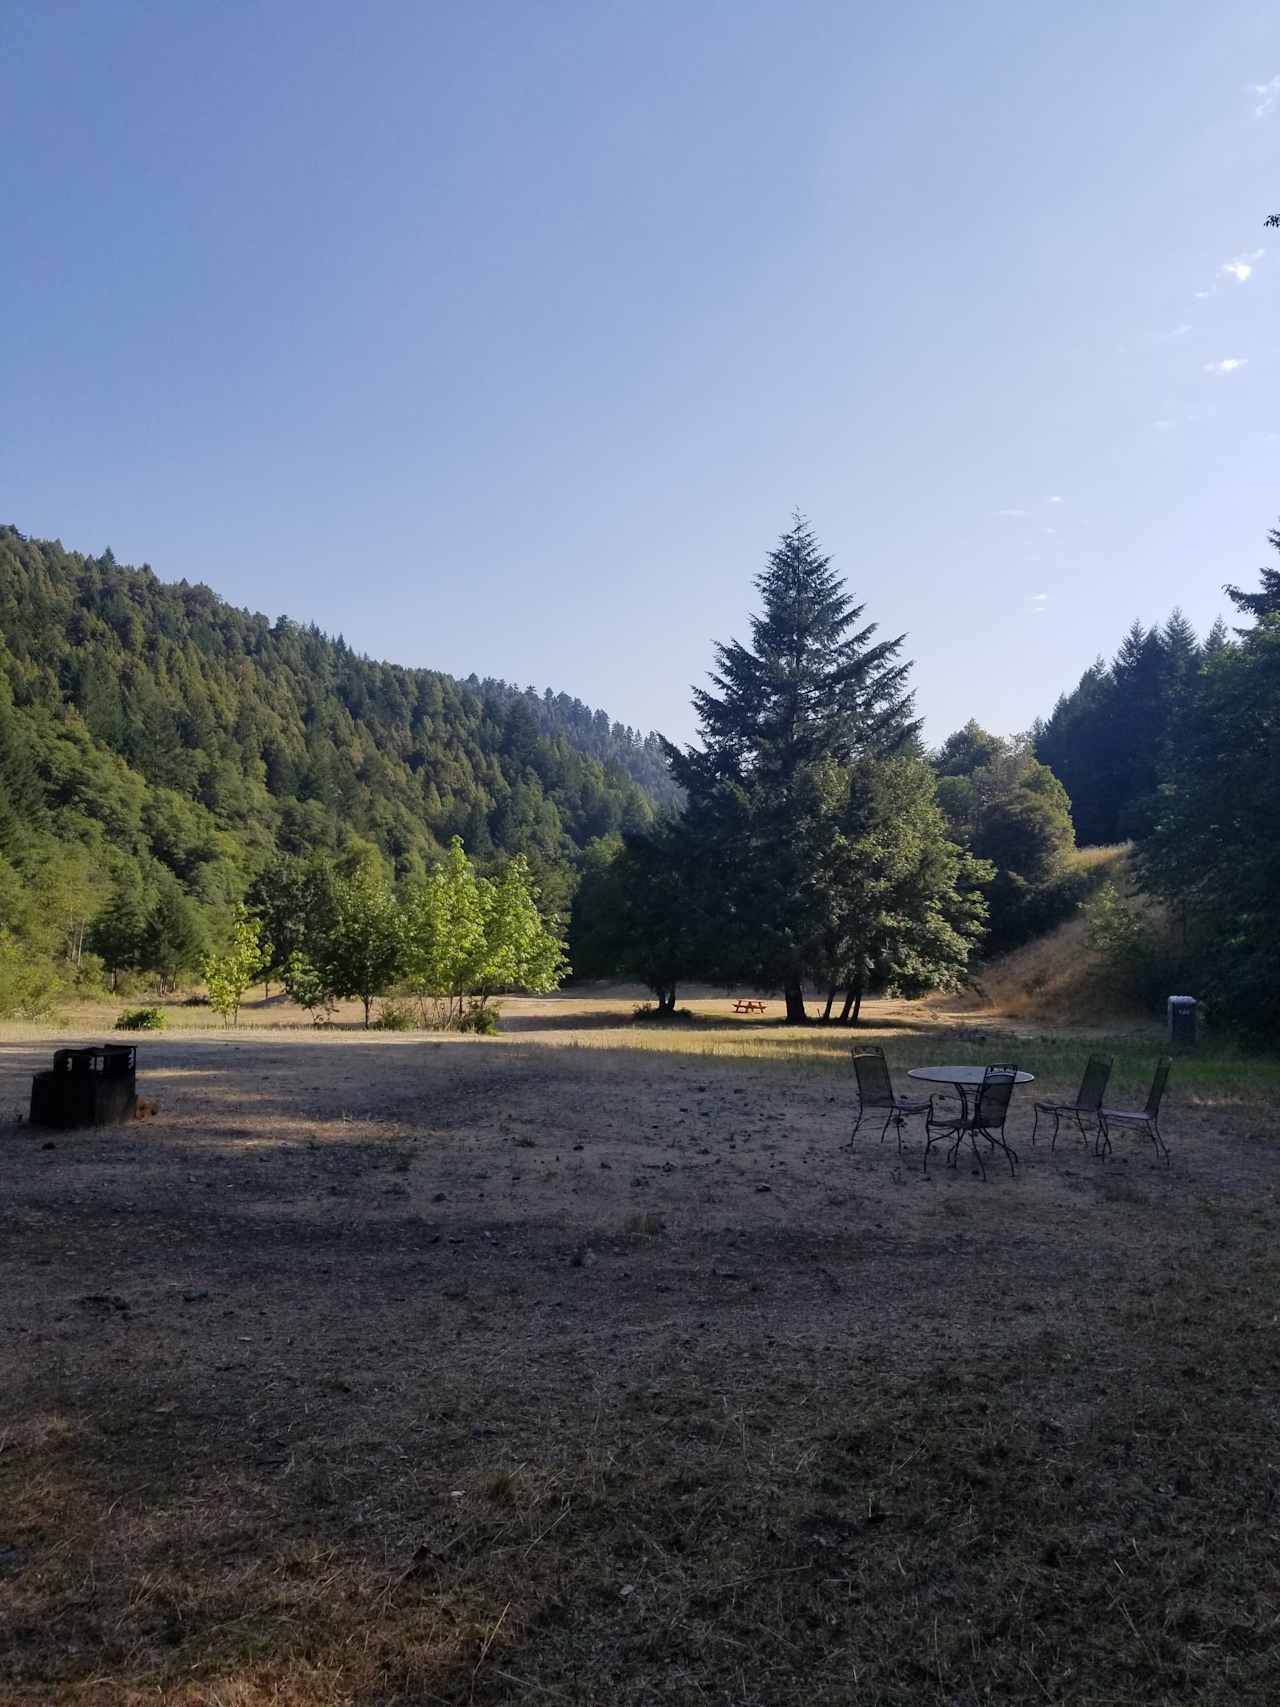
(1032, 1054), (1113, 1151)
(1098, 1057), (1172, 1164)
(849, 1045), (932, 1152)
(924, 1065), (1020, 1180)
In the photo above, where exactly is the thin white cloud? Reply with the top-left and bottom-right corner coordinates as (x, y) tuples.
(1255, 75), (1280, 118)
(1031, 593), (1050, 601)
(1204, 357), (1247, 375)
(1194, 289), (1214, 300)
(1220, 250), (1264, 283)
(1153, 419), (1175, 431)
(1048, 495), (1064, 504)
(995, 507), (1025, 518)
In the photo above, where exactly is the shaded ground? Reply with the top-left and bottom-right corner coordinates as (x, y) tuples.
(1, 1010), (1278, 1704)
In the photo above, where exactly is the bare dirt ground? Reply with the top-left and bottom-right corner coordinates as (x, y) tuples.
(2, 998), (1278, 1705)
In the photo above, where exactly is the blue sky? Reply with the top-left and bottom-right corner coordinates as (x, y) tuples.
(3, 1), (1277, 747)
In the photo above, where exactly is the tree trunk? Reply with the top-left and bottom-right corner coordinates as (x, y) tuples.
(838, 988), (855, 1024)
(821, 987), (837, 1022)
(783, 979), (808, 1025)
(851, 986), (864, 1024)
(362, 995), (372, 1029)
(660, 985), (677, 1015)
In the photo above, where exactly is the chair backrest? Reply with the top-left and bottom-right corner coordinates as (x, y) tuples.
(851, 1045), (894, 1107)
(975, 1065), (1018, 1129)
(1145, 1055), (1172, 1117)
(1076, 1054), (1113, 1112)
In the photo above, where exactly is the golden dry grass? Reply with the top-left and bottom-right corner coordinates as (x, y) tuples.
(2, 997), (1278, 1704)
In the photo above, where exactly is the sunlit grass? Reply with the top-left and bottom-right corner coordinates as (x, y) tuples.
(538, 1014), (1280, 1104)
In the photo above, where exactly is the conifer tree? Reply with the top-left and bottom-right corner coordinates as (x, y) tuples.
(663, 518), (925, 1022)
(0, 695), (45, 857)
(142, 878), (208, 992)
(1224, 523), (1280, 625)
(666, 515), (917, 798)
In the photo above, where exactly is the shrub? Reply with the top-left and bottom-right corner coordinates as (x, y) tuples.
(72, 952), (108, 997)
(0, 935), (65, 1021)
(1083, 883), (1181, 1009)
(115, 1006), (167, 1031)
(632, 1002), (695, 1022)
(457, 999), (500, 1035)
(372, 999), (417, 1031)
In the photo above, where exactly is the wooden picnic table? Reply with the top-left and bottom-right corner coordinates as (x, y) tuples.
(732, 999), (767, 1014)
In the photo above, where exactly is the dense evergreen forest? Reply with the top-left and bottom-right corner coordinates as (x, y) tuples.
(2, 515), (1279, 1041)
(0, 526), (671, 870)
(1032, 609), (1227, 846)
(0, 526), (671, 1004)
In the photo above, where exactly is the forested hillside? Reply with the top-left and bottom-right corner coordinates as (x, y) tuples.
(1032, 609), (1226, 845)
(0, 526), (670, 982)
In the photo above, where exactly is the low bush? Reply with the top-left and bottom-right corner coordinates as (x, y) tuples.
(457, 1000), (500, 1035)
(632, 1002), (695, 1022)
(372, 1000), (417, 1031)
(114, 1006), (167, 1031)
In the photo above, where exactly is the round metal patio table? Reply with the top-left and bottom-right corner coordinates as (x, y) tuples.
(907, 1064), (1035, 1120)
(907, 1065), (1035, 1178)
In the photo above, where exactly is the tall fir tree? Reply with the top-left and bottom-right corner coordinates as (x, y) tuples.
(667, 515), (918, 798)
(663, 519), (926, 1022)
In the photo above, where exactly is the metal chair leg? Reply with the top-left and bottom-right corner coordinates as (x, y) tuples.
(849, 1107), (863, 1147)
(1152, 1118), (1170, 1165)
(1032, 1106), (1041, 1146)
(1050, 1110), (1063, 1152)
(969, 1131), (987, 1181)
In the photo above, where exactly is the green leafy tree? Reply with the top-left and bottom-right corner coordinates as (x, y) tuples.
(403, 838), (568, 1020)
(934, 719), (1005, 779)
(0, 928), (65, 1019)
(400, 837), (488, 1021)
(807, 757), (991, 1021)
(475, 852), (568, 999)
(246, 854), (339, 996)
(202, 909), (271, 1026)
(570, 830), (709, 1013)
(283, 950), (337, 1025)
(312, 866), (401, 1027)
(935, 734), (1077, 953)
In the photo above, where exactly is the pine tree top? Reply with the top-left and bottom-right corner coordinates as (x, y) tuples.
(665, 517), (919, 793)
(1224, 524), (1280, 627)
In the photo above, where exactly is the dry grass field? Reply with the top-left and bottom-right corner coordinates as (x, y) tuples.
(2, 993), (1279, 1705)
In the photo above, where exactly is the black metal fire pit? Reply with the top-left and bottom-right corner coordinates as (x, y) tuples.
(30, 1044), (138, 1129)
